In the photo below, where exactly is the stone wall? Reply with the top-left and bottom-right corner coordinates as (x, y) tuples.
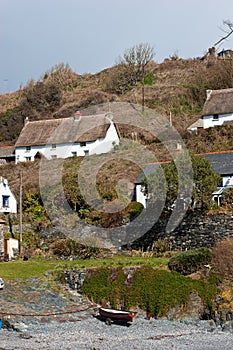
(130, 213), (233, 251)
(65, 269), (87, 291)
(166, 213), (233, 250)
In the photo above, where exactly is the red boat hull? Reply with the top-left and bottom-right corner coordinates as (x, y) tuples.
(99, 308), (137, 323)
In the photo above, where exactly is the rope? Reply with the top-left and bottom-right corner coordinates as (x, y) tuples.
(0, 305), (97, 317)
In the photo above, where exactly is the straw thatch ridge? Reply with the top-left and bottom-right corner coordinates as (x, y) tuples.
(15, 114), (112, 147)
(187, 118), (204, 131)
(202, 88), (233, 116)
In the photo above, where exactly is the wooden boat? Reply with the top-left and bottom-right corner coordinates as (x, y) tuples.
(99, 307), (137, 324)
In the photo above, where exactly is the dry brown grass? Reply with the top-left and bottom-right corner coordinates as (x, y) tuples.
(0, 91), (23, 114)
(211, 238), (233, 281)
(1, 57), (233, 154)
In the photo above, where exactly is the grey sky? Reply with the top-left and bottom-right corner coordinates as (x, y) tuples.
(1, 0), (233, 93)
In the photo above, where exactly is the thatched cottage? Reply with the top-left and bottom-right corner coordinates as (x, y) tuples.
(134, 163), (160, 207)
(15, 112), (120, 163)
(188, 88), (233, 132)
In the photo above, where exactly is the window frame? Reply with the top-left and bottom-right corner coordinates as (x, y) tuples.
(212, 114), (219, 121)
(2, 195), (9, 207)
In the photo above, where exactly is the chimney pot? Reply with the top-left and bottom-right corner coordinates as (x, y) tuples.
(206, 90), (212, 100)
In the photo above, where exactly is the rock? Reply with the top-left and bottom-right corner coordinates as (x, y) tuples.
(222, 320), (233, 333)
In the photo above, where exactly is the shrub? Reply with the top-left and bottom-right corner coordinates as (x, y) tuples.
(151, 239), (169, 255)
(211, 238), (233, 281)
(49, 238), (101, 259)
(81, 266), (217, 317)
(144, 71), (155, 85)
(104, 64), (135, 94)
(168, 248), (211, 275)
(222, 188), (233, 210)
(127, 201), (144, 220)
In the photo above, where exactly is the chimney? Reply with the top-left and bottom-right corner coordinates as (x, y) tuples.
(105, 112), (113, 121)
(176, 143), (182, 150)
(73, 111), (81, 121)
(24, 117), (29, 125)
(206, 90), (212, 100)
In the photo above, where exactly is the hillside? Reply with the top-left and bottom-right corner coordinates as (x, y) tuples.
(1, 57), (233, 154)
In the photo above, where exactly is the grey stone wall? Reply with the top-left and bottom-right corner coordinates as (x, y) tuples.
(130, 213), (233, 251)
(165, 213), (233, 250)
(65, 269), (87, 291)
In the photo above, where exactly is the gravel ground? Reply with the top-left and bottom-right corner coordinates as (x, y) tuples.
(0, 316), (233, 350)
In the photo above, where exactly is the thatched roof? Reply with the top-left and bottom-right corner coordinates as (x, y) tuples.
(15, 114), (113, 147)
(187, 118), (204, 131)
(202, 88), (233, 116)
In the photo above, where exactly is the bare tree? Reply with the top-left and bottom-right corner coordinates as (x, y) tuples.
(121, 43), (155, 112)
(215, 20), (233, 46)
(43, 63), (79, 91)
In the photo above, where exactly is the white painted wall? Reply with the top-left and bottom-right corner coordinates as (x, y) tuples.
(0, 178), (17, 214)
(135, 184), (148, 208)
(15, 121), (120, 163)
(5, 238), (19, 260)
(202, 113), (233, 128)
(222, 175), (233, 187)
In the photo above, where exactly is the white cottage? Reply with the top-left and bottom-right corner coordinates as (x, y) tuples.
(197, 150), (233, 206)
(134, 163), (160, 208)
(15, 112), (120, 163)
(0, 177), (17, 214)
(187, 88), (233, 132)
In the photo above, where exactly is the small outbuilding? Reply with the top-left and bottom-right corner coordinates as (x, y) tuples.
(0, 177), (17, 214)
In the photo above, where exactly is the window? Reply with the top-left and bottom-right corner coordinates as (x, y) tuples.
(2, 196), (9, 207)
(51, 155), (57, 159)
(51, 144), (56, 149)
(84, 150), (89, 156)
(213, 114), (219, 121)
(26, 146), (31, 152)
(80, 142), (86, 147)
(25, 157), (31, 162)
(72, 152), (77, 157)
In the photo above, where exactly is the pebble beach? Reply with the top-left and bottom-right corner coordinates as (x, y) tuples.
(1, 316), (233, 350)
(0, 277), (233, 349)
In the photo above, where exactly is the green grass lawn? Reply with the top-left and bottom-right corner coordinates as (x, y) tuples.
(0, 256), (169, 279)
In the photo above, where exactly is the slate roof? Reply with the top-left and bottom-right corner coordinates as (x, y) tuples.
(202, 88), (233, 116)
(135, 163), (160, 184)
(198, 151), (233, 175)
(15, 114), (113, 147)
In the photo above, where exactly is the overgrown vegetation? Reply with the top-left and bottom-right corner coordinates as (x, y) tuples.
(49, 238), (102, 260)
(146, 152), (221, 213)
(168, 248), (212, 275)
(81, 265), (217, 317)
(211, 238), (233, 281)
(1, 55), (233, 149)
